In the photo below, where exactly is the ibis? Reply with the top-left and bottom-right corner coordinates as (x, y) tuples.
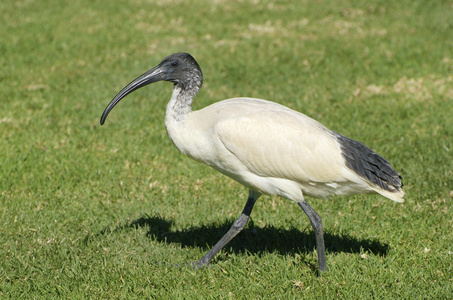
(100, 52), (404, 271)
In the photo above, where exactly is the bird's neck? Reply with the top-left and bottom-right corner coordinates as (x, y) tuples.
(166, 83), (199, 121)
(164, 83), (200, 156)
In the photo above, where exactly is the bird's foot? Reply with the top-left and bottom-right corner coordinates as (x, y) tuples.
(188, 260), (209, 269)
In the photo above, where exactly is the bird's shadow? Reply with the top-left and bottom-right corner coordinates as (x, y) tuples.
(98, 214), (389, 258)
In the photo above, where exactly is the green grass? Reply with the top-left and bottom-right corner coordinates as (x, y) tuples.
(1, 0), (452, 298)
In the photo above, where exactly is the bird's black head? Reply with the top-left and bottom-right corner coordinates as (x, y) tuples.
(158, 52), (203, 86)
(100, 52), (203, 125)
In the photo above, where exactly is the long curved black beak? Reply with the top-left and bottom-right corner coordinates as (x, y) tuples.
(100, 65), (165, 125)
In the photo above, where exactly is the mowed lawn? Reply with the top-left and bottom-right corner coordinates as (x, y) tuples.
(1, 0), (452, 298)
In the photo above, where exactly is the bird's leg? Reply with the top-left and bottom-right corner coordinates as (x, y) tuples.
(298, 200), (327, 272)
(193, 190), (261, 268)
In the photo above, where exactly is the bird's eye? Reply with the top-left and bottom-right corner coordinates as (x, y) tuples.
(171, 61), (178, 67)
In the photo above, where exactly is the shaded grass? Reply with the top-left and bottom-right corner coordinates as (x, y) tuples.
(1, 0), (453, 298)
(93, 214), (390, 258)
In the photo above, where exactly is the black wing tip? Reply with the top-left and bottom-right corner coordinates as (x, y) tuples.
(332, 131), (403, 192)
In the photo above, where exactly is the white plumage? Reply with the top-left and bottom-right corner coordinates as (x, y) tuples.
(167, 96), (404, 202)
(101, 53), (404, 272)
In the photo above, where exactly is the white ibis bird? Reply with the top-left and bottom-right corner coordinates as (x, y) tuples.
(100, 52), (404, 271)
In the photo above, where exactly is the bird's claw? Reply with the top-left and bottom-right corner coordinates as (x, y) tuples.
(188, 260), (209, 269)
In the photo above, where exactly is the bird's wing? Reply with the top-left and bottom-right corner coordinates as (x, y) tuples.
(196, 98), (404, 202)
(214, 105), (346, 185)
